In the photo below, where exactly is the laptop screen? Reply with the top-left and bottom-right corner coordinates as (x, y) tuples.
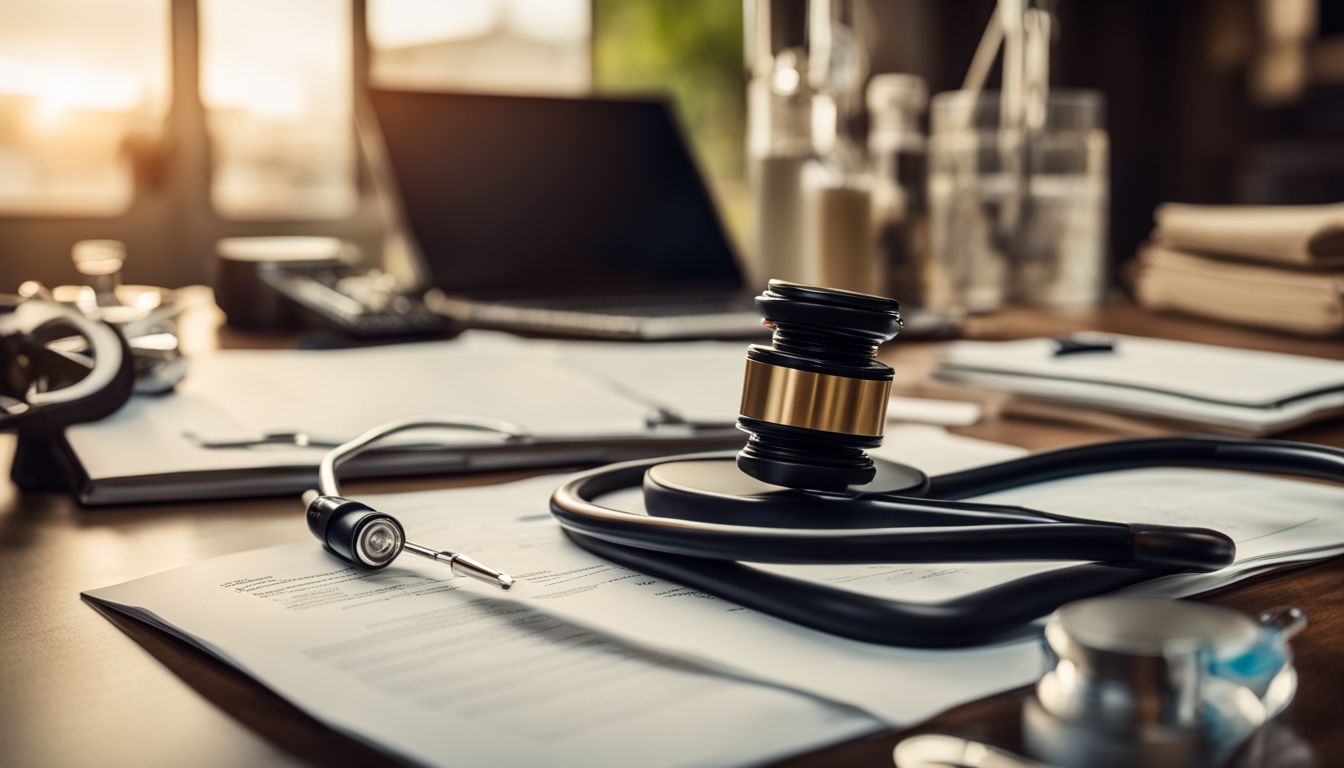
(368, 89), (743, 299)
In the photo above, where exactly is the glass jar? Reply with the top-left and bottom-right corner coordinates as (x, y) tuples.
(927, 89), (1108, 313)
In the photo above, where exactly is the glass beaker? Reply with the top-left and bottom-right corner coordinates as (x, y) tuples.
(927, 89), (1108, 313)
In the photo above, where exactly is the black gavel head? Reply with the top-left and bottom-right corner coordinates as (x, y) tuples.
(736, 280), (902, 492)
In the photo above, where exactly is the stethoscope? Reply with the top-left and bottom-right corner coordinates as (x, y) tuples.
(303, 420), (1344, 648)
(302, 282), (1344, 647)
(547, 436), (1343, 648)
(1, 299), (135, 434)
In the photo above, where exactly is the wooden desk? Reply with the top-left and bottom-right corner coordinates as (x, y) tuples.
(2, 305), (1341, 767)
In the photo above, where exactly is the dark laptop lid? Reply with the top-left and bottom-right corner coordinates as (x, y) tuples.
(368, 88), (743, 299)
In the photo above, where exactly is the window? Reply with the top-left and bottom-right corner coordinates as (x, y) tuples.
(0, 0), (169, 214)
(593, 0), (746, 241)
(200, 0), (357, 219)
(368, 0), (590, 94)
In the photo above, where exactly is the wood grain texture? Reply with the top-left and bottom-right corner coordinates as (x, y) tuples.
(1, 304), (1340, 767)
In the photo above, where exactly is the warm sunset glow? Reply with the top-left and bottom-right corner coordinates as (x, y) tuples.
(0, 0), (166, 212)
(0, 59), (146, 129)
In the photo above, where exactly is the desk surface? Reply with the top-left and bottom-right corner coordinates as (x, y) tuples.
(2, 305), (1341, 767)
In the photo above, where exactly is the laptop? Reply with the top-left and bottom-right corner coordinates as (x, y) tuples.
(368, 88), (765, 340)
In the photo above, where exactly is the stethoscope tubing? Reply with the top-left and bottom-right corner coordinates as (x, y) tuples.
(555, 502), (1164, 565)
(563, 532), (1169, 647)
(550, 453), (1233, 568)
(548, 436), (1344, 647)
(928, 436), (1344, 498)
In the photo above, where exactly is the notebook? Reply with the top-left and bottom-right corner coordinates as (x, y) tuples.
(935, 334), (1344, 435)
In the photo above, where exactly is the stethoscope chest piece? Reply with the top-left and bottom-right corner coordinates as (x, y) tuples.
(1024, 597), (1305, 768)
(643, 454), (930, 526)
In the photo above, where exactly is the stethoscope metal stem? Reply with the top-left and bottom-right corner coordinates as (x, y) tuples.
(403, 542), (515, 590)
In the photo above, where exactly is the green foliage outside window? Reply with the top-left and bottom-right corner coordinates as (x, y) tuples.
(593, 0), (748, 246)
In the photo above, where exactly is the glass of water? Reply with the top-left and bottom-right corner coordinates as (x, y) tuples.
(926, 89), (1108, 313)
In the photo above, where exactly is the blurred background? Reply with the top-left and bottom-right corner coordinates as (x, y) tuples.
(2, 0), (1342, 295)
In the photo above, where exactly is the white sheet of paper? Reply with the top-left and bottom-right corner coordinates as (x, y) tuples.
(88, 547), (879, 768)
(190, 342), (654, 440)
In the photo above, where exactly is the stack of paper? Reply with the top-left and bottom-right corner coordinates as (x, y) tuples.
(936, 334), (1344, 435)
(1135, 246), (1344, 337)
(1135, 203), (1344, 336)
(85, 426), (1344, 767)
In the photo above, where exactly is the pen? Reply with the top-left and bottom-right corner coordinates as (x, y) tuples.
(1052, 335), (1116, 357)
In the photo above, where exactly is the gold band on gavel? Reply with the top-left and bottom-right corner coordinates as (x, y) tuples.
(738, 359), (891, 437)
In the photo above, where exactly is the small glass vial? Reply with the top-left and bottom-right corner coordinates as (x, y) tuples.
(867, 74), (929, 308)
(747, 48), (813, 285)
(801, 0), (877, 295)
(71, 240), (127, 308)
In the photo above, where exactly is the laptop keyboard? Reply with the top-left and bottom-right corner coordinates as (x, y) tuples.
(423, 291), (777, 339)
(498, 294), (757, 317)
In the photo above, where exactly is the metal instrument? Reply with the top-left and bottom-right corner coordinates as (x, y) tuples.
(1024, 598), (1305, 768)
(1, 299), (134, 433)
(894, 597), (1307, 768)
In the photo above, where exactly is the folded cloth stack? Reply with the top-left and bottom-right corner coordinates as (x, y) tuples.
(1134, 203), (1344, 336)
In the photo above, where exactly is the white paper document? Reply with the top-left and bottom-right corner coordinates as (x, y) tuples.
(86, 428), (1344, 766)
(90, 544), (878, 768)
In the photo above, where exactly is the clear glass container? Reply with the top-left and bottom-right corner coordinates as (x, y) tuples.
(927, 89), (1108, 313)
